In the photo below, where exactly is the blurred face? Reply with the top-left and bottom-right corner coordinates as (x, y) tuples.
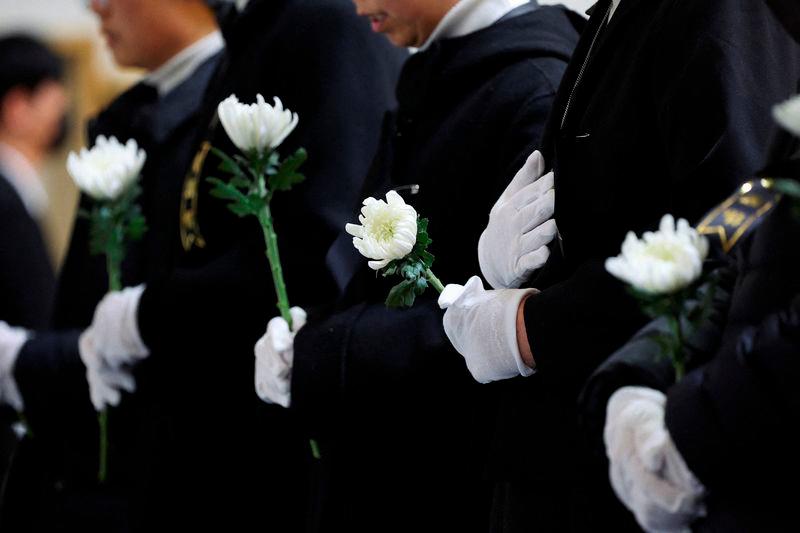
(0, 80), (68, 151)
(352, 0), (459, 47)
(89, 0), (183, 70)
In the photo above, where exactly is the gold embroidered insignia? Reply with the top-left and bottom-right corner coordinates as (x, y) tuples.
(697, 179), (780, 254)
(180, 141), (211, 251)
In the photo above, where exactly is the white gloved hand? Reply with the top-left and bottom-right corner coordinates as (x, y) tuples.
(0, 321), (29, 411)
(438, 276), (536, 384)
(478, 150), (557, 289)
(254, 307), (307, 408)
(605, 387), (707, 533)
(79, 329), (136, 411)
(86, 284), (149, 369)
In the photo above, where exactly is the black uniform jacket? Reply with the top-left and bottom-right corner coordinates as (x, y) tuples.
(123, 0), (405, 530)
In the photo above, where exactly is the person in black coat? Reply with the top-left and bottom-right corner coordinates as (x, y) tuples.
(0, 34), (66, 527)
(0, 35), (63, 332)
(254, 2), (581, 531)
(578, 2), (800, 529)
(64, 0), (406, 531)
(438, 0), (800, 530)
(0, 2), (224, 531)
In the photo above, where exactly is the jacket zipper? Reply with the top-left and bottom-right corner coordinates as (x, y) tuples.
(560, 1), (613, 130)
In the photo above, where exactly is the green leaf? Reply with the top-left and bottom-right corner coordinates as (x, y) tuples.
(417, 249), (435, 270)
(774, 178), (800, 199)
(269, 148), (307, 192)
(126, 214), (147, 240)
(386, 279), (417, 308)
(211, 147), (246, 177)
(207, 178), (249, 203)
(228, 203), (254, 218)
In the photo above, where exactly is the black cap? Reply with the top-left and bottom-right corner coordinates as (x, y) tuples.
(0, 34), (64, 102)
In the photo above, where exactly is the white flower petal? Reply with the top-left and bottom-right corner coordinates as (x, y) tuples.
(66, 135), (145, 201)
(346, 191), (419, 269)
(773, 94), (800, 137)
(605, 214), (707, 294)
(217, 93), (299, 155)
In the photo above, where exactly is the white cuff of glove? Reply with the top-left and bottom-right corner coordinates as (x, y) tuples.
(88, 284), (149, 369)
(439, 276), (535, 383)
(605, 386), (706, 533)
(255, 307), (307, 408)
(0, 321), (29, 412)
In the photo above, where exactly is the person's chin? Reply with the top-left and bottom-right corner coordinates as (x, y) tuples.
(385, 30), (416, 48)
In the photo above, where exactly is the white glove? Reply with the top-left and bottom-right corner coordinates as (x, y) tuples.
(254, 307), (307, 408)
(438, 276), (536, 383)
(79, 329), (136, 411)
(0, 321), (29, 411)
(86, 284), (149, 369)
(605, 387), (707, 533)
(478, 150), (557, 289)
(78, 285), (148, 411)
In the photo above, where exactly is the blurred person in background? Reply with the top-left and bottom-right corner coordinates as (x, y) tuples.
(0, 1), (224, 530)
(0, 33), (66, 525)
(0, 34), (65, 333)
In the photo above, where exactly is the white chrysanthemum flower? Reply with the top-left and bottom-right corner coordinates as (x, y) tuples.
(67, 136), (145, 201)
(605, 214), (709, 295)
(345, 190), (418, 270)
(217, 94), (299, 155)
(773, 94), (800, 137)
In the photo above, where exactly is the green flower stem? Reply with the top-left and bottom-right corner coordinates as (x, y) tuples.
(257, 204), (293, 330)
(98, 252), (122, 484)
(255, 198), (320, 459)
(106, 254), (122, 292)
(310, 439), (321, 460)
(666, 311), (686, 382)
(98, 409), (108, 483)
(673, 311), (685, 381)
(425, 269), (445, 294)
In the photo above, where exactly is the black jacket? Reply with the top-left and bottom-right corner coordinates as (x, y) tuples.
(289, 5), (581, 532)
(3, 52), (222, 533)
(122, 1), (406, 530)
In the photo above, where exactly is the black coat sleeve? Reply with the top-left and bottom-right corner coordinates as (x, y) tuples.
(13, 331), (91, 435)
(665, 293), (800, 492)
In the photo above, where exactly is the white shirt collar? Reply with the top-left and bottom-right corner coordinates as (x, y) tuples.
(145, 30), (224, 96)
(418, 0), (528, 52)
(0, 142), (48, 218)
